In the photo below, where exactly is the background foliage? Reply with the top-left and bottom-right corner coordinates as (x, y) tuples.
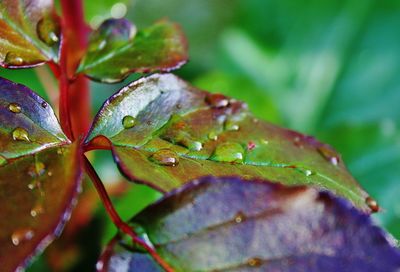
(1, 0), (398, 270)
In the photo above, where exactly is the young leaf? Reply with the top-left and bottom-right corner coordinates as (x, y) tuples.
(77, 19), (188, 83)
(0, 78), (82, 271)
(0, 0), (60, 68)
(85, 74), (372, 211)
(104, 176), (400, 272)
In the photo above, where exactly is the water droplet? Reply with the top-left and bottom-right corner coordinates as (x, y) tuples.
(247, 257), (262, 267)
(122, 115), (136, 129)
(234, 211), (246, 223)
(98, 40), (107, 50)
(181, 139), (202, 151)
(5, 52), (23, 65)
(211, 142), (244, 163)
(12, 127), (30, 142)
(208, 132), (218, 141)
(8, 103), (21, 113)
(11, 228), (34, 246)
(37, 17), (60, 46)
(41, 101), (48, 108)
(224, 119), (240, 131)
(30, 203), (44, 217)
(303, 169), (314, 177)
(120, 67), (129, 74)
(47, 171), (53, 177)
(366, 197), (379, 212)
(317, 145), (339, 166)
(150, 149), (179, 166)
(205, 93), (229, 108)
(0, 155), (7, 166)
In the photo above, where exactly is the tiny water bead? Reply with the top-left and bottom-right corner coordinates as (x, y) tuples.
(247, 257), (262, 267)
(224, 119), (240, 131)
(234, 211), (246, 223)
(150, 149), (179, 166)
(5, 52), (23, 66)
(12, 127), (30, 142)
(366, 197), (380, 213)
(11, 228), (34, 246)
(205, 93), (229, 108)
(208, 131), (218, 141)
(212, 142), (245, 163)
(8, 103), (21, 113)
(317, 145), (339, 166)
(30, 203), (44, 217)
(41, 101), (48, 108)
(181, 138), (203, 151)
(122, 115), (136, 129)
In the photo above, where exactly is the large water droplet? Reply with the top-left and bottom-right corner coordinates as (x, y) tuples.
(180, 138), (203, 151)
(317, 145), (339, 166)
(122, 115), (136, 129)
(8, 103), (21, 113)
(366, 197), (379, 212)
(5, 52), (23, 66)
(0, 155), (7, 166)
(37, 17), (60, 46)
(150, 149), (179, 166)
(211, 142), (244, 163)
(205, 93), (229, 108)
(12, 127), (30, 142)
(11, 228), (34, 246)
(247, 257), (262, 267)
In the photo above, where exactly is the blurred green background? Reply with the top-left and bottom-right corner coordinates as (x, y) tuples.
(2, 0), (399, 270)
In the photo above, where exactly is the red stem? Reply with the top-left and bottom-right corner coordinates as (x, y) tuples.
(60, 0), (91, 138)
(96, 234), (119, 272)
(83, 156), (174, 272)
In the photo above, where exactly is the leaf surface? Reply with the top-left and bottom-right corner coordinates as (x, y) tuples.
(105, 176), (400, 272)
(78, 19), (188, 83)
(86, 74), (372, 211)
(0, 0), (60, 68)
(0, 78), (82, 271)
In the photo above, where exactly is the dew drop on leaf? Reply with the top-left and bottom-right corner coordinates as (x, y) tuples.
(224, 119), (240, 131)
(5, 52), (23, 65)
(247, 257), (262, 267)
(12, 127), (30, 142)
(303, 169), (314, 177)
(208, 131), (218, 141)
(8, 103), (22, 113)
(205, 93), (229, 108)
(122, 115), (136, 129)
(37, 17), (59, 46)
(150, 149), (179, 166)
(120, 67), (129, 74)
(234, 211), (246, 223)
(11, 228), (34, 246)
(366, 197), (380, 213)
(317, 145), (339, 166)
(41, 101), (48, 108)
(181, 139), (202, 151)
(211, 142), (244, 163)
(30, 203), (44, 217)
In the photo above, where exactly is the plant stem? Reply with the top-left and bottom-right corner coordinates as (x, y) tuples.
(60, 0), (91, 138)
(83, 156), (174, 272)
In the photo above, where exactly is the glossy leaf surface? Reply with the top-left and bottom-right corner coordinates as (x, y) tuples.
(0, 78), (82, 271)
(105, 176), (400, 272)
(0, 0), (60, 68)
(0, 77), (68, 160)
(78, 19), (188, 83)
(86, 74), (371, 211)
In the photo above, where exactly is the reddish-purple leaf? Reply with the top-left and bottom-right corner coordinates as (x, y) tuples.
(85, 74), (372, 211)
(0, 77), (82, 271)
(104, 176), (400, 272)
(0, 0), (60, 68)
(77, 19), (188, 83)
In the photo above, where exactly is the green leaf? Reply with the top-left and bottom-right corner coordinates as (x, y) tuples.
(78, 19), (188, 83)
(85, 74), (372, 212)
(0, 77), (82, 271)
(104, 176), (400, 271)
(0, 0), (60, 68)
